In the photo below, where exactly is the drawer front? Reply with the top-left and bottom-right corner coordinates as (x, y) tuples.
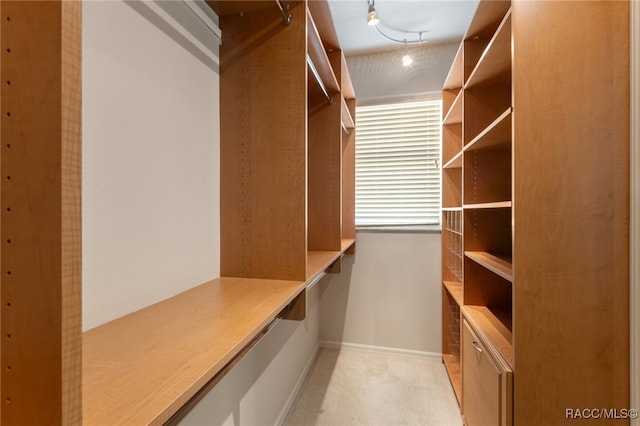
(462, 319), (502, 426)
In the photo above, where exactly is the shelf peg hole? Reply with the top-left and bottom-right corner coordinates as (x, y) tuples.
(6, 334), (11, 340)
(6, 112), (11, 118)
(6, 80), (10, 86)
(6, 365), (11, 371)
(6, 207), (11, 213)
(6, 270), (11, 276)
(5, 16), (10, 22)
(5, 48), (10, 54)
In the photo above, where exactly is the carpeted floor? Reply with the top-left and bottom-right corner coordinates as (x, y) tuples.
(283, 347), (463, 426)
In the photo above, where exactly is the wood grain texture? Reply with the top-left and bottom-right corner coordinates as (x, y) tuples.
(0, 2), (82, 424)
(220, 1), (307, 281)
(83, 277), (306, 425)
(307, 0), (340, 51)
(512, 1), (629, 424)
(465, 10), (511, 89)
(308, 79), (342, 251)
(341, 99), (356, 241)
(463, 147), (511, 205)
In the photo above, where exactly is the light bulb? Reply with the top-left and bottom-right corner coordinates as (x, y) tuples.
(402, 53), (413, 67)
(367, 7), (379, 26)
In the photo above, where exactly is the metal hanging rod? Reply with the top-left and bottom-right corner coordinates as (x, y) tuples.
(275, 0), (292, 25)
(307, 55), (333, 104)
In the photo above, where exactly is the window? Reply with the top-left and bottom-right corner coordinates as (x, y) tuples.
(355, 98), (442, 227)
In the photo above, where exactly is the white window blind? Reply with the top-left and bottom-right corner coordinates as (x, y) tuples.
(355, 98), (442, 226)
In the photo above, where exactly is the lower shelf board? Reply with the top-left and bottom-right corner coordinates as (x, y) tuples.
(83, 277), (306, 425)
(443, 280), (463, 306)
(443, 353), (462, 405)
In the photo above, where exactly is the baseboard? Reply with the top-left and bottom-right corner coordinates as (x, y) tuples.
(320, 340), (442, 360)
(274, 342), (320, 426)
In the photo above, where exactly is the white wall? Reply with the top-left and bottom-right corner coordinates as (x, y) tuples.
(320, 232), (442, 354)
(82, 0), (220, 330)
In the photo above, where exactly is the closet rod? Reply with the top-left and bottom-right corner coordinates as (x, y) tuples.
(307, 55), (333, 104)
(274, 0), (292, 25)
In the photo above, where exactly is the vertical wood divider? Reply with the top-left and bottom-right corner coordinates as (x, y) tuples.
(631, 2), (640, 424)
(0, 1), (82, 424)
(220, 2), (307, 281)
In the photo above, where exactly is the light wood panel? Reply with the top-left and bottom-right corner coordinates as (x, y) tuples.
(466, 10), (511, 89)
(342, 99), (356, 241)
(443, 43), (464, 90)
(442, 123), (462, 166)
(463, 207), (511, 254)
(308, 87), (342, 251)
(463, 84), (511, 145)
(463, 0), (511, 83)
(83, 277), (306, 425)
(465, 251), (512, 282)
(0, 2), (82, 424)
(512, 1), (629, 423)
(462, 307), (512, 368)
(307, 7), (339, 96)
(442, 168), (462, 208)
(463, 147), (511, 205)
(444, 281), (463, 307)
(220, 2), (307, 281)
(443, 353), (462, 404)
(464, 108), (511, 152)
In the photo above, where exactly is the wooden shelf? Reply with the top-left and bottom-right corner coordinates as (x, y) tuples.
(465, 10), (512, 89)
(443, 150), (463, 169)
(461, 305), (513, 368)
(444, 280), (463, 307)
(464, 108), (512, 152)
(83, 277), (306, 425)
(443, 354), (462, 405)
(307, 7), (340, 96)
(443, 43), (464, 90)
(341, 96), (355, 131)
(464, 201), (512, 209)
(442, 90), (463, 125)
(465, 251), (513, 282)
(307, 239), (354, 281)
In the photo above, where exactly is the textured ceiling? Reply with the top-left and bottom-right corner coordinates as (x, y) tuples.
(327, 0), (479, 55)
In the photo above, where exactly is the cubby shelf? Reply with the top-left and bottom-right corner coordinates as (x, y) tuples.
(461, 305), (513, 368)
(465, 10), (512, 89)
(464, 201), (512, 209)
(443, 151), (463, 169)
(341, 96), (355, 131)
(443, 43), (464, 90)
(464, 108), (512, 152)
(465, 251), (513, 282)
(444, 280), (464, 306)
(442, 91), (463, 125)
(443, 354), (462, 403)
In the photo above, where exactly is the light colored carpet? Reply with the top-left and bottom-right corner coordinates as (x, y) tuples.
(283, 347), (463, 426)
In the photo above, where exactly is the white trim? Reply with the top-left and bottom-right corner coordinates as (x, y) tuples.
(631, 1), (639, 424)
(182, 0), (222, 41)
(320, 340), (442, 360)
(275, 343), (320, 426)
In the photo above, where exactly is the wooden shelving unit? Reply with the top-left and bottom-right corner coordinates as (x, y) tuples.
(442, 1), (630, 425)
(0, 0), (356, 423)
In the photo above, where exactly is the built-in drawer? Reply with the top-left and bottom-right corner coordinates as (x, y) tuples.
(462, 319), (512, 426)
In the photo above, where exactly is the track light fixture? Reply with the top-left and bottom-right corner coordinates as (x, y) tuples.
(367, 0), (379, 26)
(366, 0), (428, 66)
